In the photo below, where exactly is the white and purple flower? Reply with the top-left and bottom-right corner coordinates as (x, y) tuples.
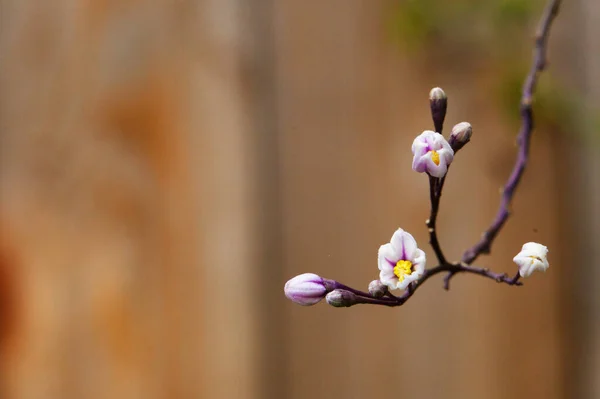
(513, 242), (549, 277)
(411, 130), (454, 178)
(284, 273), (328, 305)
(378, 228), (426, 290)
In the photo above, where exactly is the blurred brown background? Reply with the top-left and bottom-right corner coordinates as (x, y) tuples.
(0, 1), (598, 398)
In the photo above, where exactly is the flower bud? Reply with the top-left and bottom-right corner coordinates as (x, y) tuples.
(448, 122), (472, 152)
(284, 273), (327, 306)
(368, 280), (388, 298)
(513, 242), (549, 277)
(429, 87), (447, 133)
(326, 289), (357, 307)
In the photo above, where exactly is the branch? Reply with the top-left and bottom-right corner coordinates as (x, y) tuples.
(461, 0), (562, 265)
(427, 174), (447, 264)
(400, 263), (522, 305)
(285, 0), (561, 310)
(443, 265), (521, 291)
(328, 263), (522, 307)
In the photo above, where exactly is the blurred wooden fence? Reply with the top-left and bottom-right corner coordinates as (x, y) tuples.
(0, 1), (597, 398)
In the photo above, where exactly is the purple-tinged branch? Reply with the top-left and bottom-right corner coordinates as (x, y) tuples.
(461, 0), (561, 265)
(443, 265), (521, 291)
(329, 263), (522, 307)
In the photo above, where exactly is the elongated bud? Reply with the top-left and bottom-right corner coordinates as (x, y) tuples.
(368, 280), (388, 298)
(448, 122), (472, 152)
(326, 289), (357, 307)
(429, 87), (447, 133)
(284, 273), (327, 306)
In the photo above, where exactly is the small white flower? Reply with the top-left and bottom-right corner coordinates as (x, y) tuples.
(284, 273), (328, 305)
(411, 130), (454, 178)
(513, 242), (549, 277)
(378, 228), (426, 290)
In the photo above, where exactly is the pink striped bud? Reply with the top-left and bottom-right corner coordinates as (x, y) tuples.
(284, 273), (327, 306)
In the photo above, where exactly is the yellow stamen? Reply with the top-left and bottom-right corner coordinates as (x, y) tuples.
(394, 260), (413, 282)
(430, 150), (440, 166)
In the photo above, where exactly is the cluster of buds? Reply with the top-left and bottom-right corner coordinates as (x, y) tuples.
(411, 88), (473, 179)
(283, 273), (359, 307)
(283, 87), (550, 309)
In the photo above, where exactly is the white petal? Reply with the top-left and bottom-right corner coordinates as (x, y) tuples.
(397, 272), (419, 290)
(439, 147), (454, 166)
(390, 229), (417, 261)
(421, 130), (438, 140)
(439, 137), (454, 152)
(411, 249), (427, 273)
(427, 131), (446, 148)
(513, 254), (532, 274)
(426, 156), (448, 178)
(379, 269), (400, 290)
(513, 242), (549, 277)
(522, 242), (548, 257)
(378, 243), (399, 272)
(412, 151), (429, 172)
(411, 137), (429, 157)
(516, 257), (548, 277)
(429, 135), (443, 149)
(531, 258), (548, 276)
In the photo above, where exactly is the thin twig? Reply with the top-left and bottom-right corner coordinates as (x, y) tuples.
(427, 175), (447, 264)
(443, 265), (521, 290)
(333, 262), (522, 307)
(461, 0), (561, 265)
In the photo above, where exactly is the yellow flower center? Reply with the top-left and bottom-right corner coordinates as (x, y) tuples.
(430, 150), (440, 166)
(394, 260), (413, 282)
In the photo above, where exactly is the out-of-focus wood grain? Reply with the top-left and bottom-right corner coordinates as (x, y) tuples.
(554, 1), (600, 398)
(0, 0), (266, 397)
(581, 0), (600, 391)
(0, 1), (209, 398)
